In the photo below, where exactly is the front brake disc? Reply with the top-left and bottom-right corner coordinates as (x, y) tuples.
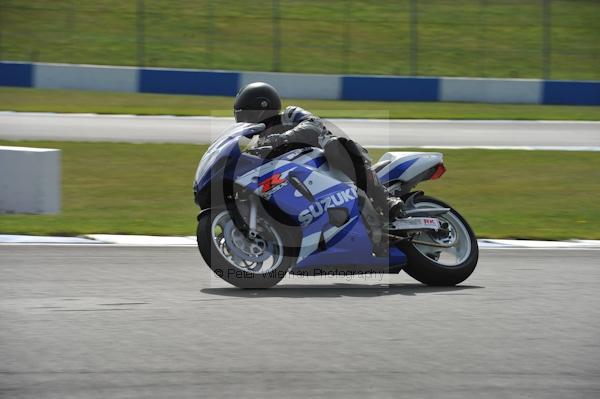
(223, 220), (273, 263)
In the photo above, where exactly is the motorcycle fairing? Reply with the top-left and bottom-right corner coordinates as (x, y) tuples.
(193, 124), (264, 197)
(235, 153), (407, 271)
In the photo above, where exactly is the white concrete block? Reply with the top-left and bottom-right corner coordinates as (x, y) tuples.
(240, 72), (341, 99)
(440, 77), (542, 104)
(34, 63), (138, 92)
(0, 146), (61, 214)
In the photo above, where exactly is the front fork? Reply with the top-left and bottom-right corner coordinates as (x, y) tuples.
(247, 195), (259, 239)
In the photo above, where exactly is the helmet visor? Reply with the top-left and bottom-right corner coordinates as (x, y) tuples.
(234, 109), (277, 123)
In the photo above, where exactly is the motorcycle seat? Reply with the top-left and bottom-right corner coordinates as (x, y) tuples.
(372, 159), (391, 173)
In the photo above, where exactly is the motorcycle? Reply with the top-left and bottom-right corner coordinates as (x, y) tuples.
(193, 123), (478, 288)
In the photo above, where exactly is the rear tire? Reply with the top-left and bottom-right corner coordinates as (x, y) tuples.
(399, 196), (478, 286)
(197, 208), (296, 289)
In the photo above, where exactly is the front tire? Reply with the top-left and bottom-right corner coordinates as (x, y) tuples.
(197, 208), (295, 289)
(400, 196), (478, 286)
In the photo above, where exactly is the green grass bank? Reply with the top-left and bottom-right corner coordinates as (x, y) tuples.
(2, 0), (598, 79)
(0, 140), (598, 240)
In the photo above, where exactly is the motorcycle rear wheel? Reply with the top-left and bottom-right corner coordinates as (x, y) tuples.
(399, 196), (478, 286)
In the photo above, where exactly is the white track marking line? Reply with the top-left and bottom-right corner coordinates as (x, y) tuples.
(365, 145), (600, 151)
(1, 234), (600, 249)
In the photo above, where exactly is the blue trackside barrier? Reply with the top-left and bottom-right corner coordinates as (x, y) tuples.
(1, 61), (598, 105)
(0, 61), (33, 87)
(139, 68), (239, 96)
(34, 63), (138, 92)
(543, 80), (600, 106)
(439, 77), (543, 104)
(341, 76), (439, 101)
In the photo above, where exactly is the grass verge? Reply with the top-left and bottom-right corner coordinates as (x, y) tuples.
(2, 0), (598, 79)
(1, 87), (600, 120)
(0, 140), (598, 239)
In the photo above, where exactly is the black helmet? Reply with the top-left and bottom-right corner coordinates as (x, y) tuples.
(234, 82), (282, 123)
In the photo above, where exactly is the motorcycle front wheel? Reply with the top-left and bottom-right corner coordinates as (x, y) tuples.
(197, 208), (295, 289)
(399, 196), (478, 286)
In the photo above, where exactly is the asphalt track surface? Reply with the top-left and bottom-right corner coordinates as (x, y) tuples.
(1, 246), (599, 398)
(1, 112), (599, 148)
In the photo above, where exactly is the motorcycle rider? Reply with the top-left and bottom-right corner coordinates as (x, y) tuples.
(233, 81), (404, 222)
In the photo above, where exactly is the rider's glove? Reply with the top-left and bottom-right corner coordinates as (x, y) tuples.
(247, 123), (266, 134)
(259, 134), (287, 148)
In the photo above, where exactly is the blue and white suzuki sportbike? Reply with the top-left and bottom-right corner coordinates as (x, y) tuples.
(194, 123), (478, 288)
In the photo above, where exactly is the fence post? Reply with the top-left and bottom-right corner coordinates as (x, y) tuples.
(206, 0), (214, 68)
(136, 0), (145, 67)
(65, 1), (75, 63)
(478, 0), (487, 77)
(0, 0), (3, 60)
(342, 0), (352, 74)
(272, 0), (281, 72)
(542, 0), (551, 79)
(409, 0), (418, 76)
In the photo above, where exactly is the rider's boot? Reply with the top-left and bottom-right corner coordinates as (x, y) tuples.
(372, 196), (405, 257)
